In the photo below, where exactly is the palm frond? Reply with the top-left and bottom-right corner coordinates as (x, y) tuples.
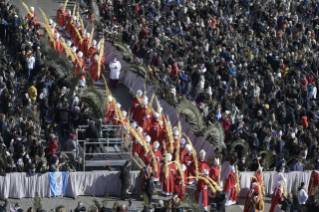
(201, 121), (225, 151)
(230, 140), (249, 156)
(121, 64), (147, 77)
(86, 72), (95, 88)
(182, 191), (203, 212)
(260, 150), (275, 171)
(68, 71), (85, 102)
(82, 87), (105, 108)
(81, 96), (104, 118)
(114, 41), (134, 62)
(177, 98), (205, 133)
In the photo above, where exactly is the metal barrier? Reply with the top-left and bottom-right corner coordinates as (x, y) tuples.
(75, 125), (132, 171)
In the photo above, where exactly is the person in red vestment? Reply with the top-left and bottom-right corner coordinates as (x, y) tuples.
(87, 40), (97, 66)
(243, 182), (258, 212)
(224, 165), (238, 206)
(112, 103), (122, 125)
(145, 141), (162, 182)
(88, 54), (104, 83)
(131, 95), (143, 122)
(269, 181), (283, 212)
(308, 166), (319, 196)
(174, 164), (187, 200)
(73, 51), (87, 76)
(104, 95), (114, 123)
(68, 16), (77, 40)
(79, 33), (91, 60)
(171, 129), (181, 158)
(140, 135), (154, 162)
(43, 19), (53, 34)
(250, 166), (263, 190)
(130, 90), (143, 120)
(195, 170), (209, 211)
(27, 7), (37, 23)
(160, 153), (176, 196)
(183, 144), (194, 185)
(209, 158), (220, 199)
(56, 3), (67, 31)
(65, 11), (73, 38)
(73, 23), (84, 48)
(137, 97), (152, 133)
(176, 138), (187, 163)
(53, 34), (64, 53)
(192, 150), (210, 190)
(89, 44), (106, 64)
(148, 113), (164, 144)
(131, 124), (142, 157)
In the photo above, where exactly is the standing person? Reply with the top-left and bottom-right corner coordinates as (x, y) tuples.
(269, 181), (284, 212)
(174, 164), (187, 200)
(278, 193), (293, 212)
(223, 165), (238, 206)
(245, 187), (263, 212)
(308, 163), (319, 196)
(209, 158), (220, 199)
(195, 170), (209, 211)
(243, 182), (258, 212)
(160, 153), (176, 196)
(140, 162), (153, 193)
(26, 53), (35, 82)
(109, 57), (122, 87)
(145, 173), (155, 204)
(299, 182), (308, 204)
(119, 160), (131, 200)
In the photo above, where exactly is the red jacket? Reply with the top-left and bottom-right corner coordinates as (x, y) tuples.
(49, 138), (58, 155)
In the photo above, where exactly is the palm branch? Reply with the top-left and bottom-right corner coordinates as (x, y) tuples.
(68, 71), (85, 102)
(81, 96), (104, 118)
(230, 140), (249, 155)
(182, 191), (203, 212)
(176, 98), (205, 133)
(82, 87), (105, 108)
(202, 122), (225, 150)
(86, 72), (95, 88)
(121, 64), (147, 77)
(114, 41), (134, 62)
(260, 150), (275, 171)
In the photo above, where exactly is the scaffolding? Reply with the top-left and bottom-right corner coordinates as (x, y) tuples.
(75, 125), (132, 171)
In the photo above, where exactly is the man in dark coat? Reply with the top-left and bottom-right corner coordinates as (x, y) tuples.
(144, 173), (155, 204)
(120, 160), (131, 200)
(278, 193), (293, 212)
(84, 122), (101, 158)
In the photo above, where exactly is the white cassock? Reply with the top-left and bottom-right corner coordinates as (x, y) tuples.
(109, 61), (122, 80)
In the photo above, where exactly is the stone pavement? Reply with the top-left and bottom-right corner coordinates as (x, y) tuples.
(3, 195), (272, 212)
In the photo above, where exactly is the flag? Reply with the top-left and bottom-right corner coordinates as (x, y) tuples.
(49, 172), (67, 196)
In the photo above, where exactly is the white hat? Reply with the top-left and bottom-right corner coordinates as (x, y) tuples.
(67, 40), (72, 47)
(167, 153), (173, 161)
(67, 10), (71, 15)
(154, 113), (159, 118)
(153, 141), (160, 149)
(122, 111), (127, 118)
(257, 166), (263, 172)
(214, 158), (220, 165)
(78, 51), (83, 58)
(30, 7), (34, 12)
(181, 138), (186, 144)
(108, 95), (113, 102)
(55, 33), (60, 39)
(60, 3), (64, 8)
(185, 144), (192, 151)
(86, 33), (90, 38)
(199, 149), (206, 158)
(137, 90), (143, 97)
(77, 22), (81, 27)
(92, 40), (97, 46)
(49, 19), (53, 25)
(117, 103), (121, 109)
(94, 55), (99, 61)
(72, 46), (77, 53)
(181, 164), (187, 172)
(82, 29), (87, 35)
(73, 16), (77, 21)
(52, 22), (57, 28)
(145, 135), (151, 143)
(97, 45), (100, 51)
(173, 130), (179, 136)
(131, 122), (137, 128)
(137, 127), (143, 133)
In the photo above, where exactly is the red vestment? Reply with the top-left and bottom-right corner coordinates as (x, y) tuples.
(195, 179), (209, 211)
(269, 187), (282, 212)
(174, 173), (187, 199)
(145, 149), (162, 181)
(148, 121), (163, 143)
(160, 163), (176, 195)
(209, 166), (220, 198)
(44, 25), (53, 34)
(88, 47), (97, 60)
(74, 30), (83, 47)
(130, 97), (142, 119)
(27, 13), (37, 22)
(183, 153), (194, 184)
(90, 51), (106, 64)
(191, 159), (210, 176)
(69, 23), (77, 39)
(137, 108), (152, 132)
(140, 144), (154, 162)
(65, 16), (73, 34)
(176, 146), (187, 164)
(308, 170), (319, 195)
(79, 39), (91, 58)
(88, 60), (104, 82)
(132, 105), (142, 122)
(57, 9), (67, 27)
(73, 58), (87, 76)
(55, 40), (64, 53)
(224, 172), (237, 202)
(105, 104), (114, 123)
(250, 173), (262, 189)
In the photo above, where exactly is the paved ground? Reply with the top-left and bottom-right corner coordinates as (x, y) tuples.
(11, 1), (273, 211)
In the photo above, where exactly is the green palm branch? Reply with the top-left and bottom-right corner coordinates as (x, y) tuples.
(114, 41), (134, 62)
(81, 96), (104, 118)
(203, 122), (225, 150)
